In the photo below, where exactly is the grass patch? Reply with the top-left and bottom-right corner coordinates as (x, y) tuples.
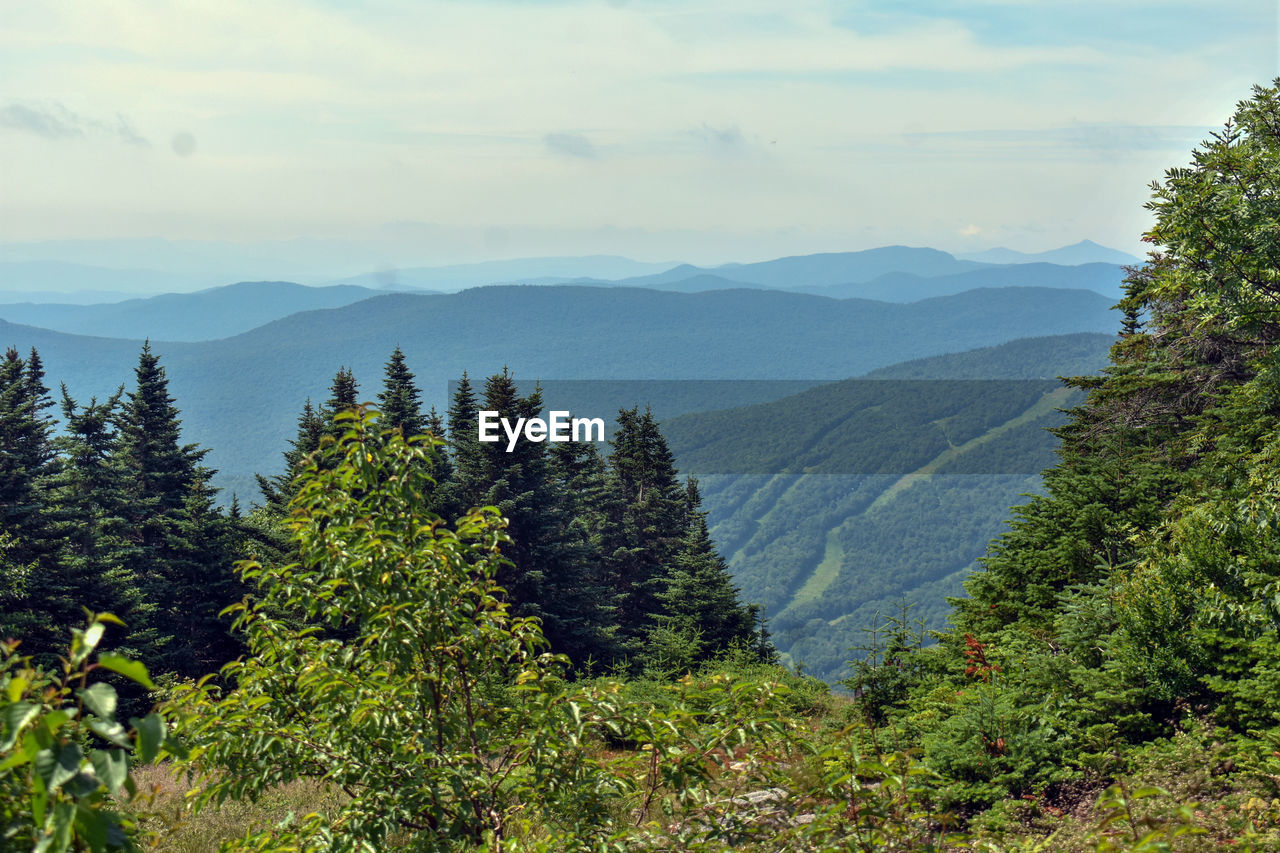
(134, 764), (347, 851)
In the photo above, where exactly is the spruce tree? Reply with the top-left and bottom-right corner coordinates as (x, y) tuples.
(541, 438), (619, 668)
(474, 370), (550, 609)
(603, 406), (690, 657)
(377, 346), (425, 436)
(655, 478), (761, 660)
(0, 347), (57, 568)
(0, 348), (60, 648)
(116, 343), (243, 679)
(321, 366), (360, 438)
(256, 397), (325, 516)
(35, 388), (138, 656)
(445, 372), (485, 514)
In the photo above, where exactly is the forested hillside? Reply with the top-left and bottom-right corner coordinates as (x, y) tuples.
(662, 333), (1116, 681)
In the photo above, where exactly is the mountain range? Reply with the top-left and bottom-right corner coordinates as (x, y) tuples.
(0, 243), (1131, 682)
(0, 282), (384, 342)
(0, 283), (1119, 504)
(956, 239), (1140, 266)
(0, 240), (1137, 302)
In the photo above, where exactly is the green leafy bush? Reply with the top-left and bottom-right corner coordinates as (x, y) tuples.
(1, 612), (175, 851)
(174, 410), (626, 851)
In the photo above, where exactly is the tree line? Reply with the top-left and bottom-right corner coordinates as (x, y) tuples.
(0, 343), (768, 687)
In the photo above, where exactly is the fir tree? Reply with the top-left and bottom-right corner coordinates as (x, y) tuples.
(118, 341), (202, 514)
(115, 343), (243, 679)
(256, 397), (325, 516)
(321, 366), (360, 438)
(33, 388), (138, 656)
(445, 371), (484, 514)
(0, 348), (60, 648)
(474, 370), (550, 609)
(0, 347), (57, 567)
(377, 346), (425, 436)
(655, 478), (761, 661)
(603, 407), (692, 658)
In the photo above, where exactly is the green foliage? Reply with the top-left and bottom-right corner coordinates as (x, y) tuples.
(843, 601), (927, 726)
(376, 345), (425, 437)
(0, 612), (178, 852)
(175, 410), (622, 850)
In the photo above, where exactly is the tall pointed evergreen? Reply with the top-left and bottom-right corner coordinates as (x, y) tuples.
(0, 347), (60, 648)
(546, 439), (622, 666)
(446, 371), (485, 513)
(118, 341), (202, 513)
(256, 397), (325, 516)
(377, 346), (425, 436)
(475, 370), (548, 608)
(656, 477), (763, 661)
(34, 388), (138, 657)
(604, 406), (690, 655)
(116, 343), (243, 679)
(0, 347), (57, 567)
(321, 367), (360, 438)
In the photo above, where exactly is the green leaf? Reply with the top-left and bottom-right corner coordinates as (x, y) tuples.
(132, 713), (165, 764)
(42, 709), (72, 735)
(77, 683), (118, 721)
(40, 743), (84, 791)
(83, 622), (105, 656)
(94, 612), (126, 628)
(5, 674), (28, 703)
(31, 767), (47, 824)
(96, 654), (156, 690)
(74, 805), (110, 853)
(47, 801), (76, 853)
(86, 719), (132, 749)
(90, 749), (128, 794)
(1, 701), (39, 750)
(0, 730), (39, 770)
(69, 622), (105, 668)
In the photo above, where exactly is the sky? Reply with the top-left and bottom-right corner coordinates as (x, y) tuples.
(1, 0), (1277, 272)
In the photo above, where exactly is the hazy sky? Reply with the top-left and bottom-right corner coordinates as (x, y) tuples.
(1, 1), (1276, 266)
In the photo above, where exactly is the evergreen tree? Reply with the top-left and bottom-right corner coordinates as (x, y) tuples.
(474, 370), (552, 610)
(603, 407), (692, 658)
(33, 388), (138, 656)
(321, 366), (360, 438)
(256, 397), (325, 516)
(654, 478), (761, 660)
(0, 347), (57, 568)
(118, 342), (202, 514)
(544, 439), (621, 667)
(0, 348), (60, 648)
(377, 346), (425, 436)
(445, 372), (484, 514)
(116, 343), (243, 679)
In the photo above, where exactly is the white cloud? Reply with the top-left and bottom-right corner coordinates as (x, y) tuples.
(0, 0), (1267, 257)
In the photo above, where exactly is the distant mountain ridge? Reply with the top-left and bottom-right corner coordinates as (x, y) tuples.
(0, 260), (210, 299)
(0, 281), (384, 342)
(325, 255), (678, 292)
(792, 262), (1127, 302)
(958, 239), (1140, 266)
(0, 241), (1140, 306)
(608, 246), (990, 290)
(0, 284), (1120, 503)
